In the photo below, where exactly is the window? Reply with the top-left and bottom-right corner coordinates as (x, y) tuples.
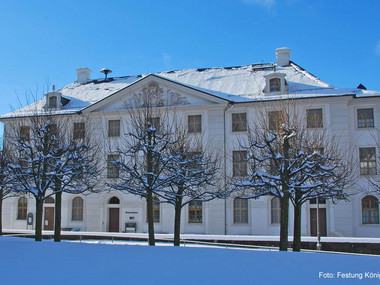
(362, 195), (379, 224)
(107, 155), (120, 178)
(306, 108), (323, 128)
(268, 111), (283, 131)
(269, 78), (281, 92)
(108, 120), (120, 137)
(233, 198), (248, 224)
(359, 147), (377, 175)
(17, 197), (27, 220)
(146, 117), (160, 132)
(188, 201), (202, 223)
(73, 122), (85, 140)
(310, 198), (326, 204)
(188, 115), (202, 134)
(20, 126), (30, 141)
(50, 123), (58, 137)
(146, 197), (160, 223)
(108, 196), (120, 204)
(48, 96), (57, 109)
(232, 113), (247, 132)
(232, 151), (248, 177)
(271, 197), (280, 224)
(357, 108), (374, 128)
(72, 197), (84, 221)
(44, 196), (55, 203)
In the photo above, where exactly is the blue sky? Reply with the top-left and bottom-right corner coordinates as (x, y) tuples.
(0, 0), (379, 115)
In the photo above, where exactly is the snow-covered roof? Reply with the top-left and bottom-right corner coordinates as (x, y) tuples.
(2, 61), (380, 119)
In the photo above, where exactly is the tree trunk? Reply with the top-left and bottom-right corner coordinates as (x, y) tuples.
(174, 199), (183, 246)
(146, 191), (155, 246)
(35, 198), (43, 241)
(279, 194), (289, 251)
(293, 202), (302, 252)
(54, 191), (62, 242)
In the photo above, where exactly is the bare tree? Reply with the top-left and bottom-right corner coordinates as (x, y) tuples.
(6, 115), (99, 241)
(159, 131), (221, 246)
(233, 101), (351, 251)
(107, 82), (184, 246)
(0, 147), (21, 234)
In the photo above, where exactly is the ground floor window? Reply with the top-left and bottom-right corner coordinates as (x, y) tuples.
(188, 201), (202, 223)
(271, 197), (280, 224)
(72, 197), (84, 221)
(362, 195), (379, 224)
(233, 198), (248, 224)
(17, 197), (27, 220)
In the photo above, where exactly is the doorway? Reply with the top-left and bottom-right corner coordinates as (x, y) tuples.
(310, 208), (327, 236)
(108, 196), (120, 232)
(44, 207), (55, 230)
(109, 208), (120, 232)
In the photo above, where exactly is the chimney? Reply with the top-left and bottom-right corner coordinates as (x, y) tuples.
(76, 67), (92, 83)
(275, 47), (291, 67)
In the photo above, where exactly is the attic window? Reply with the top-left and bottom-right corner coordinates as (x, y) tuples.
(264, 73), (287, 95)
(48, 96), (57, 109)
(269, 78), (281, 92)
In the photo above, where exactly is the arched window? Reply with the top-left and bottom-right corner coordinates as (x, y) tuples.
(72, 197), (84, 221)
(269, 78), (281, 92)
(188, 201), (202, 223)
(233, 198), (248, 224)
(44, 197), (55, 204)
(108, 196), (120, 204)
(17, 197), (27, 220)
(271, 197), (280, 224)
(362, 195), (379, 224)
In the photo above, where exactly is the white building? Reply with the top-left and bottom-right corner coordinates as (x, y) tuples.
(1, 48), (380, 238)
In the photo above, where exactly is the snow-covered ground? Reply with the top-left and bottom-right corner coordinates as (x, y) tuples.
(0, 236), (379, 285)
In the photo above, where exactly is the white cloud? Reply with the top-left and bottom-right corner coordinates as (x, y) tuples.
(376, 41), (380, 56)
(242, 0), (277, 8)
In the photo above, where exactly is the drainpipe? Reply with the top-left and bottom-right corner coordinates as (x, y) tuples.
(223, 102), (233, 235)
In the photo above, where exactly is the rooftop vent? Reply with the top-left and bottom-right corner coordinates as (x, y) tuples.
(76, 67), (92, 83)
(275, 47), (291, 67)
(101, 68), (112, 81)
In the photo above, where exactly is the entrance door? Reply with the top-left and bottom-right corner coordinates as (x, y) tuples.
(310, 208), (326, 236)
(109, 208), (120, 232)
(44, 207), (55, 230)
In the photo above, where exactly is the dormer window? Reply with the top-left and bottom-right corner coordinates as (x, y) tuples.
(44, 88), (69, 111)
(269, 78), (281, 92)
(48, 96), (57, 109)
(264, 73), (288, 95)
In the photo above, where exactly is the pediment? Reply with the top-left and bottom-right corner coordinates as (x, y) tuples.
(84, 75), (227, 113)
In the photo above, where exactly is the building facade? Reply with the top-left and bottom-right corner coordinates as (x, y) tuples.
(1, 48), (380, 238)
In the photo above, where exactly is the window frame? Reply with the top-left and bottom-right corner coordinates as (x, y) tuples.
(233, 198), (248, 224)
(357, 108), (375, 129)
(306, 108), (323, 128)
(271, 197), (280, 224)
(362, 195), (379, 224)
(73, 122), (85, 140)
(232, 150), (248, 177)
(188, 201), (202, 223)
(269, 78), (281, 93)
(107, 154), (120, 179)
(48, 96), (57, 109)
(17, 197), (27, 220)
(72, 197), (84, 221)
(19, 126), (30, 141)
(146, 196), (160, 223)
(108, 120), (121, 137)
(359, 147), (377, 175)
(268, 110), (284, 131)
(232, 113), (247, 132)
(187, 115), (202, 134)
